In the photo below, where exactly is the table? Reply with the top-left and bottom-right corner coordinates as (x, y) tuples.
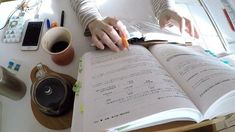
(70, 0), (226, 132)
(0, 0), (93, 132)
(0, 0), (227, 132)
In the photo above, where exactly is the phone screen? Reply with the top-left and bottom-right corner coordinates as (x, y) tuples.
(22, 21), (43, 46)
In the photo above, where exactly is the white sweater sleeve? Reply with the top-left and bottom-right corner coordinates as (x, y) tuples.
(152, 0), (175, 19)
(70, 0), (103, 35)
(70, 0), (175, 35)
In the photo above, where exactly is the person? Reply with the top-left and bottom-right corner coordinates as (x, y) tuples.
(70, 0), (199, 52)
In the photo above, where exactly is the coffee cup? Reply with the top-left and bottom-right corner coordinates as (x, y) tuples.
(41, 27), (74, 65)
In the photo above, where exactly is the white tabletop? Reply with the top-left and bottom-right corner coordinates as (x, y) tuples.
(0, 0), (93, 132)
(0, 0), (228, 132)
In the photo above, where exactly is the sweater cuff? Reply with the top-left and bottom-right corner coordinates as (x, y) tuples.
(83, 15), (103, 36)
(153, 0), (175, 20)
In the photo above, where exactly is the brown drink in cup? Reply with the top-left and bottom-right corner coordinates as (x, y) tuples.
(41, 27), (74, 65)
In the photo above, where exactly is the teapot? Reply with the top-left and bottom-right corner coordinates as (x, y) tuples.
(30, 63), (74, 116)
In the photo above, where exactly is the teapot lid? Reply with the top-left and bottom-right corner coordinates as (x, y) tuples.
(34, 77), (67, 110)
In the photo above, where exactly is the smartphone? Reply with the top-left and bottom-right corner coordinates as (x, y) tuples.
(21, 20), (44, 51)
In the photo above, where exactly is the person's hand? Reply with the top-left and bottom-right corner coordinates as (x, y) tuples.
(88, 17), (127, 52)
(159, 9), (199, 39)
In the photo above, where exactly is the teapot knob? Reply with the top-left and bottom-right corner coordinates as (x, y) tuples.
(36, 63), (47, 79)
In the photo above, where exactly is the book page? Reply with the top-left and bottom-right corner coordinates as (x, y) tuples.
(149, 44), (235, 116)
(130, 21), (184, 43)
(122, 18), (186, 44)
(81, 45), (200, 132)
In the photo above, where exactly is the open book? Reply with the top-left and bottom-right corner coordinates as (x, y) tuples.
(76, 44), (235, 132)
(123, 19), (189, 45)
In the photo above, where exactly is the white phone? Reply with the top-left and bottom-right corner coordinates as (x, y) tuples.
(21, 19), (44, 51)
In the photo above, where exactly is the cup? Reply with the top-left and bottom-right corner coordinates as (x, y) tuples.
(41, 27), (74, 65)
(0, 66), (26, 100)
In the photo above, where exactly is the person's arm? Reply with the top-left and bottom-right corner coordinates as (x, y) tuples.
(70, 0), (127, 52)
(152, 0), (175, 20)
(70, 0), (103, 36)
(152, 0), (199, 39)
